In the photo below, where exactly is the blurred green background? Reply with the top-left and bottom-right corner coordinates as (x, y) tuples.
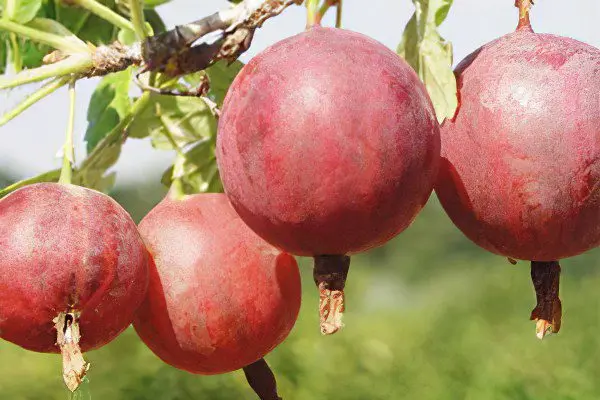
(1, 172), (600, 400)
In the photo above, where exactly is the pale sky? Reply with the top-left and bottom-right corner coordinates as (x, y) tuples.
(1, 0), (599, 187)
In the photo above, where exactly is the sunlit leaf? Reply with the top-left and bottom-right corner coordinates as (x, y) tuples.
(127, 92), (216, 150)
(0, 33), (6, 73)
(85, 68), (132, 152)
(161, 140), (223, 195)
(398, 0), (457, 123)
(3, 0), (42, 24)
(28, 18), (88, 52)
(0, 168), (61, 199)
(142, 0), (170, 9)
(183, 60), (244, 104)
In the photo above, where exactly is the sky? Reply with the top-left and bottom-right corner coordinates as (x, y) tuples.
(1, 0), (599, 187)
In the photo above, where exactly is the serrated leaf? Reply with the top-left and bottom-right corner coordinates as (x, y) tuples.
(3, 0), (42, 24)
(161, 140), (223, 195)
(127, 93), (216, 150)
(85, 68), (132, 152)
(397, 0), (457, 123)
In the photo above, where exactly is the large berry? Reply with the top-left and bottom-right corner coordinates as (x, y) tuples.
(133, 193), (301, 375)
(217, 26), (439, 257)
(216, 27), (439, 334)
(436, 30), (600, 261)
(0, 183), (149, 390)
(435, 23), (600, 338)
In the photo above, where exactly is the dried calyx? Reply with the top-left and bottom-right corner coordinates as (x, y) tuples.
(313, 255), (351, 335)
(53, 312), (90, 392)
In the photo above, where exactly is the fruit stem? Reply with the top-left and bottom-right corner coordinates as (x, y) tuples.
(305, 0), (321, 28)
(59, 80), (77, 186)
(313, 254), (350, 335)
(53, 312), (90, 392)
(306, 0), (340, 29)
(335, 0), (342, 28)
(515, 0), (534, 32)
(529, 261), (562, 340)
(242, 358), (282, 400)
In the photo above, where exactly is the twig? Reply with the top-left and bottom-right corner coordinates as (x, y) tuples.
(0, 76), (70, 127)
(0, 0), (300, 98)
(0, 54), (92, 90)
(129, 0), (149, 39)
(142, 0), (302, 75)
(0, 19), (90, 54)
(59, 80), (77, 184)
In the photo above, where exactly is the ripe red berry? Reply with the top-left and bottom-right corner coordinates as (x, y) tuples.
(217, 27), (440, 334)
(0, 183), (149, 390)
(133, 194), (300, 384)
(436, 20), (600, 338)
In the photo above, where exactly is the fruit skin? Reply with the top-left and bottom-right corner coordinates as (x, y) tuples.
(216, 26), (440, 257)
(133, 193), (301, 375)
(436, 30), (600, 261)
(0, 183), (149, 353)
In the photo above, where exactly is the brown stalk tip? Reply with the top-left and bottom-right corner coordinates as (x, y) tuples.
(515, 0), (534, 32)
(529, 261), (562, 340)
(53, 312), (90, 392)
(243, 358), (282, 400)
(313, 254), (350, 335)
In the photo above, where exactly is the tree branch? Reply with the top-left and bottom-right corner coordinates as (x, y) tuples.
(0, 0), (302, 91)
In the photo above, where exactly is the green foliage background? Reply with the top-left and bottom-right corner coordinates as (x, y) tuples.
(1, 175), (599, 400)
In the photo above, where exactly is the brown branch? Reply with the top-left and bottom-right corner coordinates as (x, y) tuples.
(41, 0), (302, 80)
(53, 312), (90, 392)
(313, 255), (350, 335)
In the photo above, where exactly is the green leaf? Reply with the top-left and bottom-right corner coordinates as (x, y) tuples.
(205, 60), (243, 104)
(397, 0), (457, 123)
(142, 0), (170, 9)
(3, 0), (42, 24)
(117, 27), (136, 45)
(0, 34), (6, 73)
(0, 168), (61, 198)
(75, 92), (151, 193)
(28, 18), (88, 52)
(85, 68), (132, 152)
(161, 140), (223, 195)
(143, 8), (165, 34)
(180, 60), (243, 104)
(41, 0), (119, 44)
(127, 92), (216, 150)
(19, 37), (46, 68)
